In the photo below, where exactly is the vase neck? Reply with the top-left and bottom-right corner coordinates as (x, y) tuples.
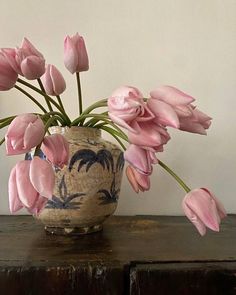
(49, 126), (101, 140)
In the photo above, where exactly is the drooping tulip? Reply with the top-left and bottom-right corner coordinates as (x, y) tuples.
(182, 188), (226, 236)
(126, 165), (150, 193)
(0, 52), (18, 90)
(64, 33), (89, 73)
(41, 134), (69, 168)
(2, 38), (45, 80)
(124, 144), (152, 175)
(41, 64), (66, 96)
(150, 86), (195, 117)
(5, 113), (45, 155)
(8, 157), (55, 214)
(179, 107), (212, 135)
(108, 86), (154, 132)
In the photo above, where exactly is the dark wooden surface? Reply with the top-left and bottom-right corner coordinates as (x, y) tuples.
(0, 215), (236, 294)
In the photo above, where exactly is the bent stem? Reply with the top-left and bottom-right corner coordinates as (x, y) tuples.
(14, 85), (47, 113)
(17, 78), (71, 125)
(37, 78), (53, 112)
(158, 160), (191, 193)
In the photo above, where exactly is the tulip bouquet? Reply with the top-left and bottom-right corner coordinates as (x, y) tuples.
(0, 33), (226, 236)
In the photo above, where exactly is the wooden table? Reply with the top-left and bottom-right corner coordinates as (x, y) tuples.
(0, 215), (236, 295)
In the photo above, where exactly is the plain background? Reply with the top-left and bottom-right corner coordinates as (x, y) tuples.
(0, 0), (235, 215)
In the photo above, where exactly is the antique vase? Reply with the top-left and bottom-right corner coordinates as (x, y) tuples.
(36, 126), (124, 235)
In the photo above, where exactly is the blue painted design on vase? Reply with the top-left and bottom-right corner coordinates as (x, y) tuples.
(46, 175), (85, 209)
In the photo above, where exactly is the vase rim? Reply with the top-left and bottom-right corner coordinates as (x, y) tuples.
(49, 126), (101, 139)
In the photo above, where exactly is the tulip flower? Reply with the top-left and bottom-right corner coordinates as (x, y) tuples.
(126, 165), (150, 193)
(128, 120), (170, 149)
(179, 107), (212, 135)
(2, 38), (45, 80)
(0, 52), (18, 90)
(124, 144), (152, 175)
(182, 188), (226, 236)
(8, 157), (55, 214)
(41, 134), (69, 168)
(108, 86), (154, 133)
(64, 33), (89, 73)
(5, 113), (45, 155)
(150, 86), (195, 117)
(41, 64), (66, 96)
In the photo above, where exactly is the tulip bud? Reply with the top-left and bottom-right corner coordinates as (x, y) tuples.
(41, 64), (66, 96)
(64, 33), (89, 73)
(5, 113), (45, 155)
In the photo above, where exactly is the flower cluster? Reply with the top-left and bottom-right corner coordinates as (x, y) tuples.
(0, 33), (226, 235)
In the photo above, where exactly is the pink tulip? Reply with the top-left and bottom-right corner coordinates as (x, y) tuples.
(64, 33), (89, 73)
(41, 64), (66, 96)
(41, 134), (69, 168)
(128, 120), (170, 149)
(8, 157), (55, 214)
(179, 107), (212, 135)
(2, 38), (45, 80)
(126, 165), (150, 193)
(108, 86), (154, 133)
(182, 188), (226, 236)
(0, 52), (18, 90)
(5, 114), (45, 155)
(124, 144), (152, 175)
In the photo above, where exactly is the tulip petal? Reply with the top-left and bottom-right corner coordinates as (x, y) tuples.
(23, 117), (45, 149)
(126, 166), (139, 193)
(8, 166), (23, 213)
(29, 156), (55, 199)
(15, 161), (39, 208)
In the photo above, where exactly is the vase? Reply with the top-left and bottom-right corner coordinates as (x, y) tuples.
(37, 126), (124, 235)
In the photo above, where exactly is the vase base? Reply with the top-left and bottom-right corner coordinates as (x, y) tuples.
(44, 223), (103, 235)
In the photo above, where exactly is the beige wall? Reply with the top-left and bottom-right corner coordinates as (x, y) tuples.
(0, 0), (235, 215)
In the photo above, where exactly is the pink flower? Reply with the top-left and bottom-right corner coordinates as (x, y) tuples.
(128, 120), (170, 149)
(5, 114), (45, 155)
(150, 86), (195, 117)
(2, 38), (45, 80)
(8, 157), (55, 215)
(179, 107), (212, 135)
(182, 188), (226, 236)
(124, 144), (152, 175)
(41, 134), (69, 168)
(0, 52), (18, 90)
(108, 87), (141, 131)
(126, 165), (150, 193)
(64, 33), (89, 73)
(41, 64), (66, 96)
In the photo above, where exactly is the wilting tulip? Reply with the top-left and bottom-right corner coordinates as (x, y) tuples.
(2, 38), (45, 80)
(124, 144), (152, 175)
(41, 64), (66, 96)
(0, 52), (18, 90)
(182, 188), (226, 236)
(126, 165), (150, 193)
(128, 120), (170, 149)
(5, 113), (45, 155)
(41, 134), (69, 168)
(150, 86), (195, 117)
(64, 33), (89, 73)
(8, 157), (55, 214)
(179, 107), (212, 135)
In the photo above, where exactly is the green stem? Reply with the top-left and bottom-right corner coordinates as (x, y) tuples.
(56, 95), (65, 111)
(0, 138), (5, 146)
(158, 160), (191, 193)
(37, 78), (53, 112)
(14, 85), (48, 113)
(17, 78), (71, 124)
(99, 126), (126, 150)
(76, 72), (83, 115)
(0, 116), (16, 124)
(0, 117), (15, 129)
(81, 99), (107, 115)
